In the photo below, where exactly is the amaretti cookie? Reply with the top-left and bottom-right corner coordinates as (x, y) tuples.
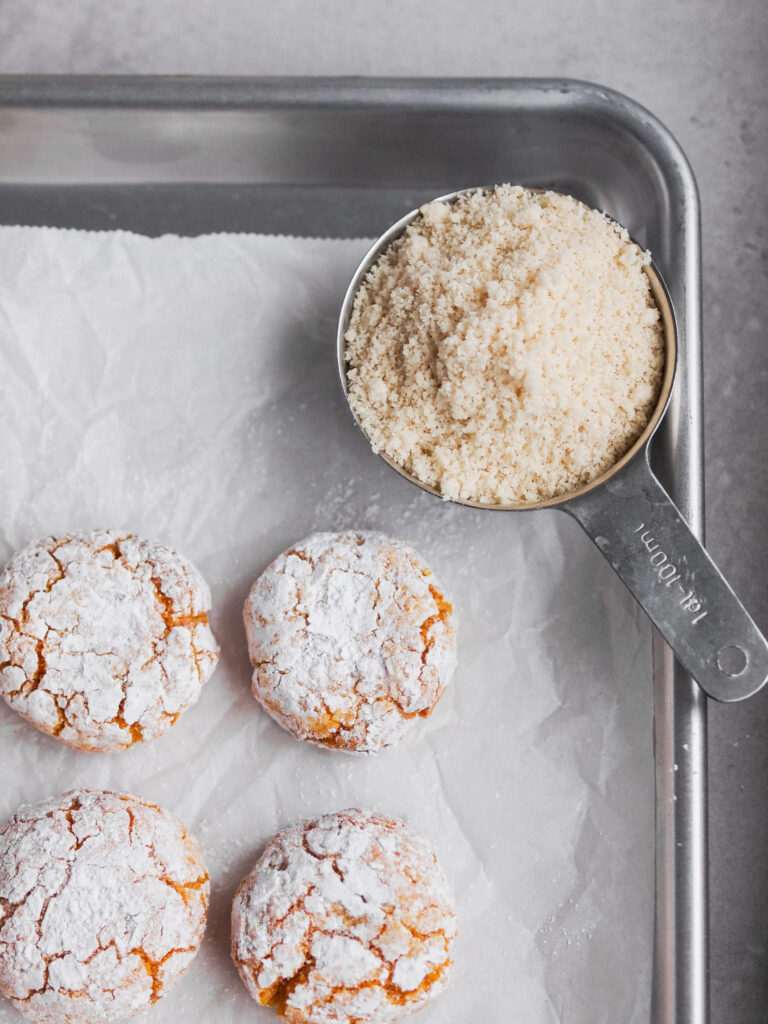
(243, 531), (456, 753)
(0, 531), (218, 752)
(231, 808), (457, 1024)
(0, 788), (209, 1024)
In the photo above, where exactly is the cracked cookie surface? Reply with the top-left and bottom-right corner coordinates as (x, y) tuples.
(0, 530), (218, 752)
(231, 808), (457, 1024)
(243, 531), (457, 753)
(0, 788), (209, 1024)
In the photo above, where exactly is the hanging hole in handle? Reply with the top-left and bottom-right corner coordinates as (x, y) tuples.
(716, 644), (749, 678)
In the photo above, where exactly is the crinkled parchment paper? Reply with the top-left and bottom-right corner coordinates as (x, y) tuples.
(0, 226), (653, 1024)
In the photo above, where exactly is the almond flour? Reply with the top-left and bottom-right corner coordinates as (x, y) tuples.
(345, 185), (665, 504)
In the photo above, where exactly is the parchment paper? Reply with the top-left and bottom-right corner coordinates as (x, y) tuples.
(0, 226), (654, 1024)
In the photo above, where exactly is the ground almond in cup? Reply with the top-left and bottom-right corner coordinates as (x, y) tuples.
(345, 185), (665, 504)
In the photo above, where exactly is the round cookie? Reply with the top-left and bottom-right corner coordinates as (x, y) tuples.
(0, 789), (209, 1024)
(243, 531), (457, 753)
(0, 531), (219, 752)
(231, 808), (457, 1024)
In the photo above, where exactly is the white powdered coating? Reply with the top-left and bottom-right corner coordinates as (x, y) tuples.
(0, 789), (209, 1024)
(345, 184), (665, 504)
(0, 531), (219, 752)
(231, 808), (457, 1024)
(243, 531), (457, 753)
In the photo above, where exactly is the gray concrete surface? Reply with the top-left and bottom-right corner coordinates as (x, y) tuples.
(1, 1), (766, 1021)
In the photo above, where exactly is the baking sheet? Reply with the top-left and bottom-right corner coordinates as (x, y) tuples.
(0, 224), (654, 1024)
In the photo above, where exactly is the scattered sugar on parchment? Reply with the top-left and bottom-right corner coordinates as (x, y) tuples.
(345, 185), (665, 504)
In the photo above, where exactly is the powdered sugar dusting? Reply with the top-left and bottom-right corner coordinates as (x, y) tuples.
(0, 789), (209, 1024)
(231, 808), (457, 1023)
(243, 531), (457, 753)
(0, 531), (219, 752)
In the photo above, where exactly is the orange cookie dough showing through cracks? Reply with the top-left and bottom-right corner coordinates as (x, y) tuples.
(0, 789), (209, 1024)
(0, 531), (219, 752)
(231, 808), (457, 1024)
(243, 531), (457, 753)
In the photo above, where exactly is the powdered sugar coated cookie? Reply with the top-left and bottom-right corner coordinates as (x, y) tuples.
(231, 808), (457, 1024)
(0, 789), (209, 1024)
(243, 531), (456, 753)
(0, 531), (218, 752)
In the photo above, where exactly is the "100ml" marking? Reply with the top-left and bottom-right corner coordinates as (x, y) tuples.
(633, 523), (708, 624)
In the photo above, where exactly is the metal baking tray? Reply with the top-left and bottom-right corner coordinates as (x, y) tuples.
(0, 75), (706, 1024)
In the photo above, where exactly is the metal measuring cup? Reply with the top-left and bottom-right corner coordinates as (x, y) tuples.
(336, 187), (768, 703)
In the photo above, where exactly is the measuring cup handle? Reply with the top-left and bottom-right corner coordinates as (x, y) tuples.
(564, 453), (768, 701)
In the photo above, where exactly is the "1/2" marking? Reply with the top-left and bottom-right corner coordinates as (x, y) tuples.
(633, 523), (708, 624)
